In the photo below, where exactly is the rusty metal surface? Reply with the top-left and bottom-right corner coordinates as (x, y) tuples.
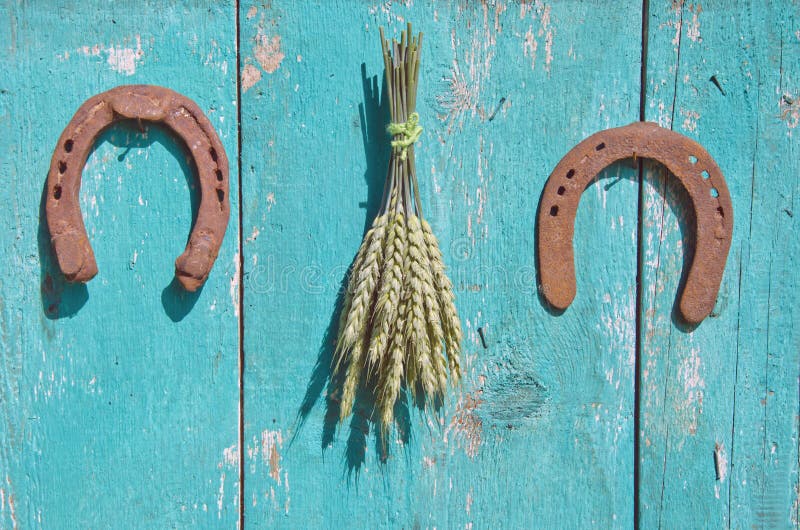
(537, 121), (733, 325)
(45, 84), (230, 291)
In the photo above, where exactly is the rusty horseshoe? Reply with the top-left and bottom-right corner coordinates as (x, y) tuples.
(46, 85), (230, 291)
(537, 121), (733, 325)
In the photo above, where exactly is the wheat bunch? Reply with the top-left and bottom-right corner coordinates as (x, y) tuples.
(333, 24), (462, 434)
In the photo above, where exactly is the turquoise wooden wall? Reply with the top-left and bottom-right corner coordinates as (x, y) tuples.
(0, 1), (797, 528)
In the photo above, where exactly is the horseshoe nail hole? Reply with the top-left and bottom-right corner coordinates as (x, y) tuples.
(549, 205), (559, 217)
(58, 161), (67, 174)
(557, 186), (566, 196)
(64, 139), (74, 153)
(710, 187), (719, 198)
(716, 206), (725, 218)
(689, 155), (698, 164)
(217, 189), (225, 203)
(53, 185), (62, 200)
(701, 170), (710, 180)
(566, 169), (575, 179)
(595, 142), (606, 151)
(209, 147), (218, 162)
(215, 169), (223, 181)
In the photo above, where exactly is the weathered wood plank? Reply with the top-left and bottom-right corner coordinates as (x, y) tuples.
(0, 1), (240, 527)
(240, 1), (641, 527)
(640, 1), (799, 527)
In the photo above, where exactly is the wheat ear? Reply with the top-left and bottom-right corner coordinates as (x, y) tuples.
(338, 214), (388, 420)
(414, 219), (447, 395)
(405, 215), (438, 398)
(421, 218), (462, 384)
(366, 209), (407, 373)
(423, 273), (447, 395)
(378, 283), (408, 431)
(332, 216), (383, 374)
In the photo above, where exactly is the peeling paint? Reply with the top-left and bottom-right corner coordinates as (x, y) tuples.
(367, 1), (408, 24)
(541, 5), (554, 70)
(64, 35), (145, 75)
(8, 493), (15, 530)
(222, 444), (239, 467)
(261, 429), (283, 483)
(521, 2), (555, 73)
(217, 472), (225, 519)
(655, 2), (684, 51)
(680, 347), (705, 435)
(201, 38), (228, 75)
(680, 108), (700, 132)
(254, 34), (284, 74)
(437, 37), (478, 131)
(241, 63), (262, 92)
(437, 2), (507, 130)
(686, 4), (702, 42)
(230, 252), (240, 318)
(444, 390), (484, 458)
(5, 476), (15, 530)
(246, 226), (260, 242)
(106, 36), (144, 75)
(523, 27), (539, 72)
(780, 93), (799, 131)
(714, 442), (728, 482)
(283, 471), (290, 514)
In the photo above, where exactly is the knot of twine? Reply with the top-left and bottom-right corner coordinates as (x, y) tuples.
(387, 112), (422, 161)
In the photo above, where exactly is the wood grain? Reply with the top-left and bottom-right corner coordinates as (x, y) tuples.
(0, 1), (240, 527)
(239, 1), (641, 527)
(640, 1), (799, 528)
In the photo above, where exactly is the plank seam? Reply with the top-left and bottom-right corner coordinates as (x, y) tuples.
(235, 0), (245, 527)
(634, 0), (650, 527)
(729, 88), (760, 527)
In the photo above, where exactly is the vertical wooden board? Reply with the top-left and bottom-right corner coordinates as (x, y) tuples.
(0, 2), (240, 528)
(641, 1), (799, 527)
(241, 1), (641, 527)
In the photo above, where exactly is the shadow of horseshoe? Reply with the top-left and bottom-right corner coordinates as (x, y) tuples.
(537, 121), (733, 326)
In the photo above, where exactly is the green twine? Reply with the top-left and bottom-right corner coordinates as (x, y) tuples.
(387, 112), (422, 161)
